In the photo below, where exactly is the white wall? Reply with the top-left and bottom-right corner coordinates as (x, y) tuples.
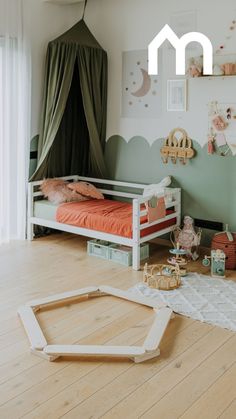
(94, 0), (236, 147)
(23, 0), (236, 148)
(23, 0), (98, 138)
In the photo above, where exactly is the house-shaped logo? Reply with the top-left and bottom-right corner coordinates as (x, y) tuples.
(148, 24), (213, 75)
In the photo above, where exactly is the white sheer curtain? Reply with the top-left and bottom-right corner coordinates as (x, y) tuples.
(0, 0), (31, 243)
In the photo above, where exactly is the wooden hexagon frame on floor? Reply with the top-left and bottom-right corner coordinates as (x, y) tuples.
(18, 285), (173, 363)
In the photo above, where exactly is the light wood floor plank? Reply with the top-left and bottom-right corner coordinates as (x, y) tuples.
(179, 362), (236, 419)
(141, 335), (236, 418)
(61, 326), (231, 419)
(0, 306), (161, 405)
(0, 272), (140, 362)
(0, 233), (235, 419)
(0, 298), (142, 385)
(219, 398), (236, 419)
(23, 320), (208, 419)
(1, 316), (192, 418)
(0, 309), (154, 416)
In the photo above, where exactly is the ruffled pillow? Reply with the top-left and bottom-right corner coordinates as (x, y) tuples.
(40, 178), (88, 205)
(67, 181), (104, 200)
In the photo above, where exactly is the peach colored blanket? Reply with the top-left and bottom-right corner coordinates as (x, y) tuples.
(56, 199), (176, 239)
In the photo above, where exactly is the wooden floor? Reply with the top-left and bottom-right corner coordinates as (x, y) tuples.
(0, 233), (236, 419)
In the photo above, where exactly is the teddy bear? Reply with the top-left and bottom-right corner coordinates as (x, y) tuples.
(187, 56), (203, 78)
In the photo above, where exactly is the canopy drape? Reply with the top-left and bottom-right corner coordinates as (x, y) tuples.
(31, 20), (107, 180)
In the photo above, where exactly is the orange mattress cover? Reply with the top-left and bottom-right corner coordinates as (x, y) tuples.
(56, 199), (176, 239)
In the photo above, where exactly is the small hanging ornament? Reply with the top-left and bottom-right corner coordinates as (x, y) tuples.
(208, 135), (215, 154)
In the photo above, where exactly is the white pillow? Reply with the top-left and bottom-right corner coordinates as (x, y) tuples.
(143, 176), (172, 198)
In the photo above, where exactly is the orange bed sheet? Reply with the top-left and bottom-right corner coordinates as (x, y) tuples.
(56, 199), (176, 239)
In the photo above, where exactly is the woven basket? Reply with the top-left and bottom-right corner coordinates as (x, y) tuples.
(211, 233), (236, 270)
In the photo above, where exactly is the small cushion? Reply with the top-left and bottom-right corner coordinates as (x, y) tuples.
(40, 179), (88, 205)
(68, 181), (104, 200)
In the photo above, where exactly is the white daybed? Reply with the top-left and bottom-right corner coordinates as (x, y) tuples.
(27, 176), (181, 270)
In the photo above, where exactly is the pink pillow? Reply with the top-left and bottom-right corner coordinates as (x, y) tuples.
(40, 178), (88, 205)
(68, 181), (104, 200)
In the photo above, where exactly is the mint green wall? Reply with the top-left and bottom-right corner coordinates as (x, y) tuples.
(105, 136), (236, 245)
(231, 164), (236, 231)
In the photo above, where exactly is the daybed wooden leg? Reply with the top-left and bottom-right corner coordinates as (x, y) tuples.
(132, 244), (140, 271)
(132, 198), (141, 270)
(27, 182), (34, 241)
(27, 222), (34, 241)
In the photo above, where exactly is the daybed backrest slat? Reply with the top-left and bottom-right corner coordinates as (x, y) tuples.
(77, 176), (146, 190)
(30, 175), (79, 187)
(98, 189), (142, 199)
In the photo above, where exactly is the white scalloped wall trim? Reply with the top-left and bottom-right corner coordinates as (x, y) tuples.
(105, 134), (236, 156)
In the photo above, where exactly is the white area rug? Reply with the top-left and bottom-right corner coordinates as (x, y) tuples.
(130, 273), (236, 332)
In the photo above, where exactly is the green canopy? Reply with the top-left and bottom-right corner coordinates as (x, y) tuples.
(31, 19), (108, 180)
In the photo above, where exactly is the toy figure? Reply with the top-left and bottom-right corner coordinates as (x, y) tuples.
(171, 216), (202, 261)
(208, 135), (215, 154)
(167, 242), (188, 276)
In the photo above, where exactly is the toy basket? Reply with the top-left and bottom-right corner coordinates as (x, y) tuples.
(211, 232), (236, 270)
(143, 263), (181, 290)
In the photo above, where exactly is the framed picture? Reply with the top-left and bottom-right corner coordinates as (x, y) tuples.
(122, 49), (162, 118)
(167, 79), (187, 112)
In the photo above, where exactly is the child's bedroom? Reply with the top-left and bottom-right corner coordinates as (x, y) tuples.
(1, 0), (236, 417)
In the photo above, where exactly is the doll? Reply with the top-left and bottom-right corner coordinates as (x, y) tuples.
(171, 216), (202, 260)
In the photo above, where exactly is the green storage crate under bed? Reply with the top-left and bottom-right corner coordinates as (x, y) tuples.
(87, 239), (149, 266)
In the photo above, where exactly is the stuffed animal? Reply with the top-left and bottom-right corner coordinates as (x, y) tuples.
(187, 57), (203, 78)
(143, 176), (172, 198)
(213, 64), (224, 76)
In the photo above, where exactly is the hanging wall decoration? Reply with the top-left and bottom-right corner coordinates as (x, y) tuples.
(187, 16), (236, 77)
(208, 101), (236, 156)
(215, 18), (236, 55)
(213, 17), (236, 76)
(122, 50), (162, 118)
(161, 128), (195, 165)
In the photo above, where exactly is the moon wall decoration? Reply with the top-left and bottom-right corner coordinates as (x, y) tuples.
(122, 50), (162, 118)
(131, 68), (151, 97)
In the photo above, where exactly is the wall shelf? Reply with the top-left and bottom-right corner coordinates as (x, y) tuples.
(189, 75), (236, 80)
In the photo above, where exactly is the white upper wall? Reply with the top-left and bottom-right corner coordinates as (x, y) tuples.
(23, 0), (236, 147)
(89, 0), (236, 145)
(23, 0), (101, 138)
(95, 0), (236, 146)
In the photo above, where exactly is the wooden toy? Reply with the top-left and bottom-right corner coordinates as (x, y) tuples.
(202, 249), (226, 278)
(167, 242), (188, 276)
(221, 63), (236, 75)
(18, 285), (174, 363)
(143, 263), (181, 290)
(161, 128), (195, 165)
